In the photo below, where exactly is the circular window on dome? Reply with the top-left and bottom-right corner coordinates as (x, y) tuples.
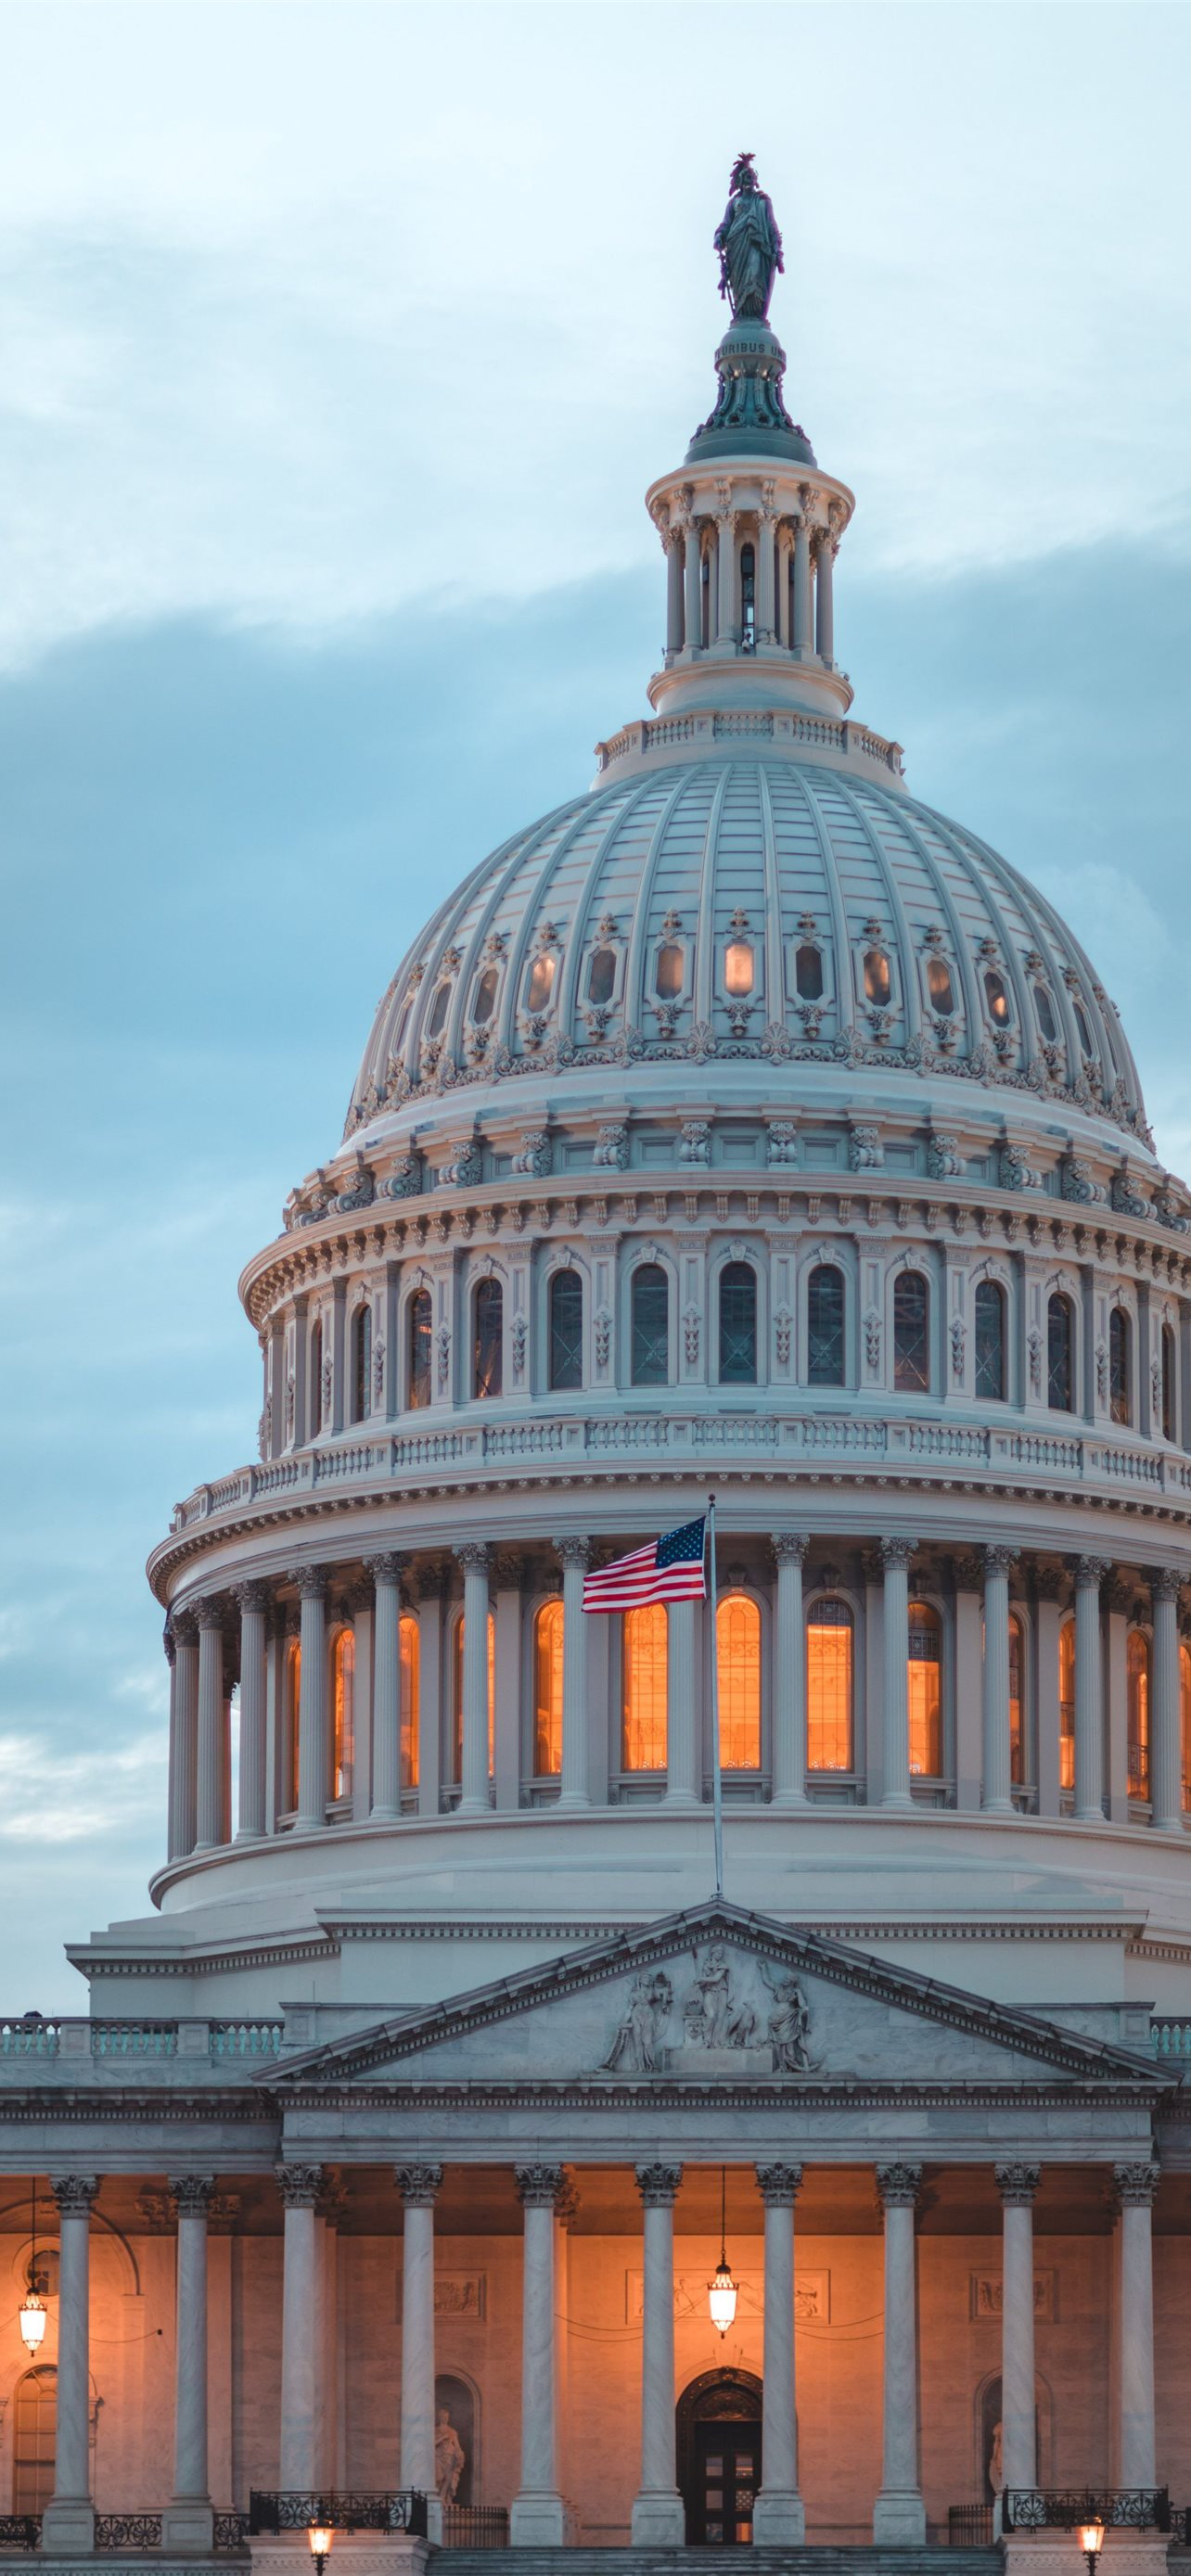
(926, 956), (954, 1015)
(983, 968), (1010, 1026)
(864, 947), (891, 1007)
(724, 939), (754, 997)
(1032, 981), (1058, 1044)
(795, 941), (824, 1001)
(586, 947), (616, 1006)
(656, 942), (684, 1001)
(525, 951), (557, 1014)
(470, 965), (498, 1026)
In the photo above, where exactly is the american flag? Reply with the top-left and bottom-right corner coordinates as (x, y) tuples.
(582, 1516), (707, 1613)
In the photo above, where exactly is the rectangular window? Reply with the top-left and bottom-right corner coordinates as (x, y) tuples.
(807, 1604), (852, 1770)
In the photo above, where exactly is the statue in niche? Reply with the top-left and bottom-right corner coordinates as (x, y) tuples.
(988, 2420), (1004, 2496)
(683, 1945), (758, 2048)
(434, 2405), (466, 2507)
(713, 153), (784, 322)
(602, 1970), (672, 2073)
(762, 1966), (813, 2072)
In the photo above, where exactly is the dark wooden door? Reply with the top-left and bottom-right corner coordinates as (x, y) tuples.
(689, 2418), (761, 2544)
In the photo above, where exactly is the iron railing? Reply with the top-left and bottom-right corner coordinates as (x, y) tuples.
(441, 2506), (509, 2548)
(0, 2518), (41, 2550)
(95, 2513), (163, 2550)
(948, 2505), (994, 2544)
(249, 2493), (429, 2539)
(1004, 2490), (1171, 2533)
(214, 2509), (250, 2552)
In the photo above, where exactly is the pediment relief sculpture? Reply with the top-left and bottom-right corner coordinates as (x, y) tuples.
(601, 1944), (813, 2078)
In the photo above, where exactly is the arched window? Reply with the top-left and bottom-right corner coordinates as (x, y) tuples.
(1073, 999), (1094, 1055)
(1127, 1630), (1150, 1801)
(807, 1597), (852, 1771)
(974, 1280), (1006, 1402)
(587, 948), (616, 1005)
(1163, 1325), (1177, 1443)
(533, 1599), (564, 1777)
(400, 1613), (419, 1790)
(471, 964), (498, 1026)
(926, 955), (954, 1014)
(525, 950), (557, 1014)
(908, 1600), (942, 1776)
(1109, 1307), (1132, 1425)
(548, 1269), (583, 1392)
(451, 1612), (495, 1783)
(807, 1264), (845, 1387)
(12, 2366), (57, 2514)
(1058, 1618), (1075, 1791)
(473, 1278), (503, 1400)
(309, 1318), (324, 1435)
(864, 947), (891, 1007)
(1033, 982), (1058, 1043)
(740, 542), (756, 648)
(284, 1637), (301, 1813)
(408, 1289), (432, 1410)
(719, 1262), (757, 1384)
(1181, 1640), (1191, 1810)
(426, 980), (451, 1039)
(632, 1264), (669, 1386)
(655, 944), (683, 1001)
(1008, 1613), (1025, 1784)
(724, 939), (754, 997)
(1047, 1294), (1074, 1413)
(893, 1271), (929, 1395)
(983, 967), (1010, 1026)
(331, 1627), (354, 1801)
(795, 941), (824, 1001)
(351, 1304), (371, 1423)
(622, 1601), (667, 1771)
(716, 1593), (761, 1768)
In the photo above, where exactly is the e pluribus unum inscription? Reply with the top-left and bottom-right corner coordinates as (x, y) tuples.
(626, 2268), (829, 2324)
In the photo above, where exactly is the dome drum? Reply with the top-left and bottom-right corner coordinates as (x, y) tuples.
(644, 457), (855, 721)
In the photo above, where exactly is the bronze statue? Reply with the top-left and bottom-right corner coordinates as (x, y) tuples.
(714, 153), (784, 323)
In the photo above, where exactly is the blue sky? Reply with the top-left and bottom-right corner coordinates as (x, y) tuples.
(3, 0), (1190, 2004)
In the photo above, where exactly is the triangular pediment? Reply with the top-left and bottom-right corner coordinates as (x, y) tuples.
(266, 1902), (1162, 2097)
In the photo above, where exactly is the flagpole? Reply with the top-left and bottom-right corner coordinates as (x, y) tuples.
(707, 1490), (724, 1902)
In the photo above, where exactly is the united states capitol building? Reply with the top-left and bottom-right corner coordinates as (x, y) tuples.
(6, 158), (1191, 2576)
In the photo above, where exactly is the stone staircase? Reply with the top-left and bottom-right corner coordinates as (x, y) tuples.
(433, 2551), (1005, 2576)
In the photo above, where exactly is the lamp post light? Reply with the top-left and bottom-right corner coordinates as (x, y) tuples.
(707, 2168), (738, 2339)
(308, 2522), (333, 2576)
(1080, 2518), (1106, 2576)
(19, 2179), (46, 2357)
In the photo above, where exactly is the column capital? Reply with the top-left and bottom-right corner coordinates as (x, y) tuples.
(879, 1537), (917, 1573)
(995, 2162), (1041, 2206)
(982, 1545), (1021, 1579)
(232, 1582), (269, 1616)
(515, 2162), (567, 2209)
(364, 1551), (405, 1588)
(1112, 2160), (1160, 2209)
(771, 1535), (810, 1569)
(163, 1621), (177, 1666)
(193, 1596), (225, 1632)
(274, 2162), (326, 2210)
(50, 2174), (99, 2215)
(170, 1608), (198, 1647)
(395, 2162), (443, 2207)
(288, 1564), (327, 1601)
(555, 1537), (594, 1574)
(755, 2161), (803, 2206)
(454, 1542), (493, 1577)
(635, 2162), (682, 2207)
(1072, 1554), (1112, 1590)
(168, 2174), (217, 2216)
(875, 2161), (921, 2211)
(1151, 1567), (1185, 1605)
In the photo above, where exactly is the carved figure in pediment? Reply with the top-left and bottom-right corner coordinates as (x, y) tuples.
(681, 1945), (758, 2049)
(602, 1970), (672, 2073)
(762, 1966), (813, 2071)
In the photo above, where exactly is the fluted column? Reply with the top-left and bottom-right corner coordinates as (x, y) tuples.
(1115, 2162), (1159, 2488)
(981, 1547), (1020, 1814)
(511, 2164), (566, 2544)
(880, 1538), (916, 1808)
(684, 523), (703, 655)
(455, 1543), (492, 1815)
(771, 1537), (809, 1807)
(194, 1600), (226, 1852)
(170, 1613), (198, 1859)
(365, 1553), (404, 1821)
(397, 2164), (442, 2539)
(276, 2163), (323, 2493)
(43, 2175), (99, 2553)
(664, 1599), (699, 1807)
(162, 2177), (214, 2550)
(754, 2163), (804, 2542)
(632, 2163), (684, 2544)
(1073, 1556), (1109, 1820)
(775, 527), (792, 648)
(1151, 1570), (1184, 1831)
(814, 530), (836, 663)
(233, 1586), (268, 1842)
(792, 514), (813, 653)
(290, 1565), (328, 1830)
(996, 2163), (1039, 2504)
(757, 511), (777, 644)
(164, 1626), (180, 1860)
(665, 529), (685, 654)
(715, 509), (736, 644)
(557, 1539), (593, 1809)
(873, 2162), (926, 2543)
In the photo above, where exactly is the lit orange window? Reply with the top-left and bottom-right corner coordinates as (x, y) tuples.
(1127, 1629), (1150, 1801)
(1058, 1619), (1075, 1790)
(1008, 1613), (1025, 1785)
(285, 1637), (301, 1811)
(807, 1597), (852, 1771)
(716, 1593), (761, 1768)
(908, 1600), (942, 1776)
(12, 2366), (57, 2514)
(400, 1613), (420, 1789)
(451, 1612), (496, 1782)
(331, 1627), (354, 1801)
(622, 1602), (668, 1771)
(1181, 1641), (1191, 1809)
(534, 1600), (564, 1776)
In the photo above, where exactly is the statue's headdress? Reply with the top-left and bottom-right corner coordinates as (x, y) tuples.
(729, 150), (757, 192)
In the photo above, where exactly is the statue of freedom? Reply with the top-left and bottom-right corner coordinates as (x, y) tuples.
(713, 153), (785, 322)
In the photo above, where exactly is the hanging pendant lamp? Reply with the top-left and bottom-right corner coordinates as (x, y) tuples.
(707, 2167), (738, 2337)
(19, 2179), (46, 2355)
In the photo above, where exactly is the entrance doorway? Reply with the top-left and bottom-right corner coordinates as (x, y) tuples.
(676, 2368), (762, 2548)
